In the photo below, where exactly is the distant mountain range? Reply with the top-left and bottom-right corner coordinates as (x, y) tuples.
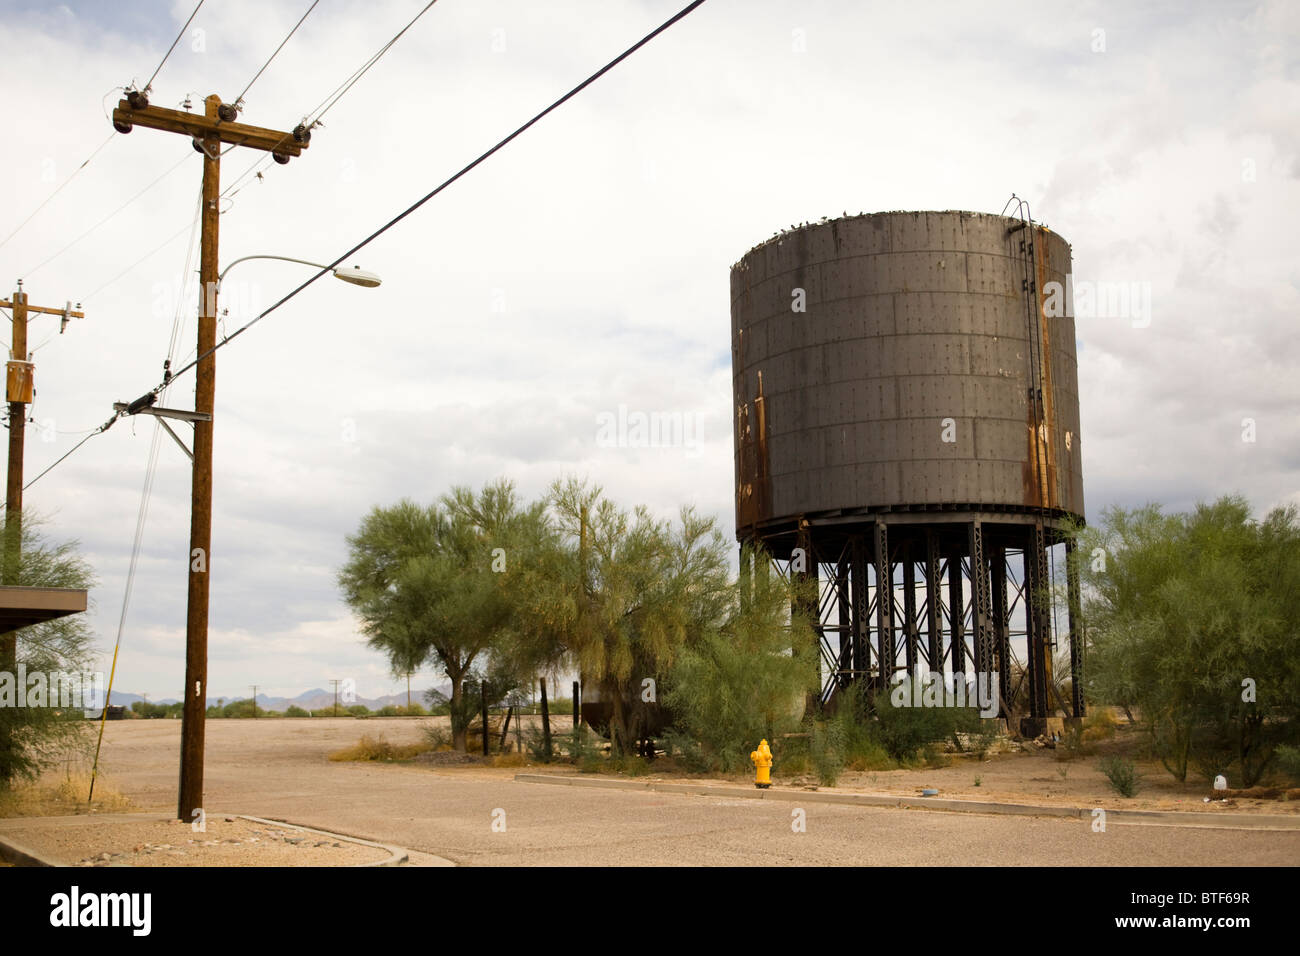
(103, 684), (453, 712)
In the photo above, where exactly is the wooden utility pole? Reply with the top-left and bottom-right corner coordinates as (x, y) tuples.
(249, 685), (258, 719)
(110, 91), (307, 823)
(330, 678), (341, 717)
(0, 286), (83, 668)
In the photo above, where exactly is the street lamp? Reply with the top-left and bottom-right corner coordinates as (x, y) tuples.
(169, 252), (379, 823)
(216, 255), (381, 291)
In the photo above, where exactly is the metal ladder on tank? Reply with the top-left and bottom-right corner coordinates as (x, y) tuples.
(1002, 194), (1071, 722)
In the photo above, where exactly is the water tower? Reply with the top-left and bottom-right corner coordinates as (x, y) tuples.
(730, 209), (1085, 735)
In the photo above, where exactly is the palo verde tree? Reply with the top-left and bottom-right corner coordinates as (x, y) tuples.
(0, 513), (97, 788)
(526, 477), (732, 757)
(338, 479), (536, 752)
(1076, 495), (1300, 786)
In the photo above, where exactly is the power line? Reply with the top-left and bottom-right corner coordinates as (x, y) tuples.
(307, 0), (440, 126)
(142, 0), (207, 95)
(151, 0), (709, 396)
(26, 418), (98, 438)
(87, 408), (163, 804)
(234, 0), (321, 108)
(21, 148), (195, 281)
(166, 188), (204, 365)
(79, 218), (196, 303)
(12, 415), (118, 497)
(219, 0), (443, 205)
(37, 0), (708, 493)
(0, 133), (116, 254)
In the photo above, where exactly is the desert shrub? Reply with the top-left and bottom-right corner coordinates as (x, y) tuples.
(661, 729), (713, 774)
(845, 735), (893, 771)
(610, 755), (652, 776)
(1190, 723), (1237, 786)
(771, 735), (811, 778)
(284, 705), (309, 718)
(1058, 722), (1091, 760)
(968, 720), (1003, 761)
(423, 725), (453, 752)
(0, 772), (132, 817)
(1099, 755), (1140, 797)
(564, 725), (599, 763)
(329, 734), (427, 762)
(921, 743), (951, 769)
(131, 701), (172, 719)
(1082, 709), (1118, 741)
(522, 724), (556, 762)
(1275, 744), (1300, 784)
(222, 699), (256, 719)
(830, 693), (895, 772)
(809, 718), (846, 787)
(873, 680), (982, 762)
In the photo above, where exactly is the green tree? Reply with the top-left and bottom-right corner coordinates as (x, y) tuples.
(530, 478), (730, 756)
(339, 480), (535, 751)
(0, 514), (97, 787)
(663, 542), (817, 771)
(1077, 495), (1300, 785)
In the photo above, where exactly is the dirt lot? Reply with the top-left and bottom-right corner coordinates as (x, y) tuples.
(4, 716), (1296, 867)
(63, 714), (1299, 815)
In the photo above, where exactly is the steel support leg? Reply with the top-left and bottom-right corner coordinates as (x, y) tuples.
(925, 531), (941, 670)
(794, 525), (819, 717)
(990, 545), (1010, 719)
(968, 521), (994, 683)
(873, 522), (893, 692)
(1024, 523), (1050, 732)
(902, 543), (919, 677)
(948, 551), (965, 674)
(850, 535), (869, 701)
(836, 557), (851, 692)
(1066, 537), (1085, 718)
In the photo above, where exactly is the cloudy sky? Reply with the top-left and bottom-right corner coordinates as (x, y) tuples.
(0, 0), (1295, 701)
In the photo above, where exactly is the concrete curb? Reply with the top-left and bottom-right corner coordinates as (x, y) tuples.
(0, 834), (65, 867)
(236, 815), (414, 867)
(512, 773), (1300, 831)
(0, 811), (439, 867)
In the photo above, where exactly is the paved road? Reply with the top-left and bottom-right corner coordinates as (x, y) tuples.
(91, 720), (1300, 866)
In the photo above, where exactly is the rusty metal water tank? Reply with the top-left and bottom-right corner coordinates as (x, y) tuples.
(730, 210), (1087, 735)
(732, 210), (1083, 534)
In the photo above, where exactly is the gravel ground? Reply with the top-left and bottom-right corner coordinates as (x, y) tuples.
(0, 814), (392, 866)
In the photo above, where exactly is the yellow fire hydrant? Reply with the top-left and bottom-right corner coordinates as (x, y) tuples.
(751, 739), (773, 789)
